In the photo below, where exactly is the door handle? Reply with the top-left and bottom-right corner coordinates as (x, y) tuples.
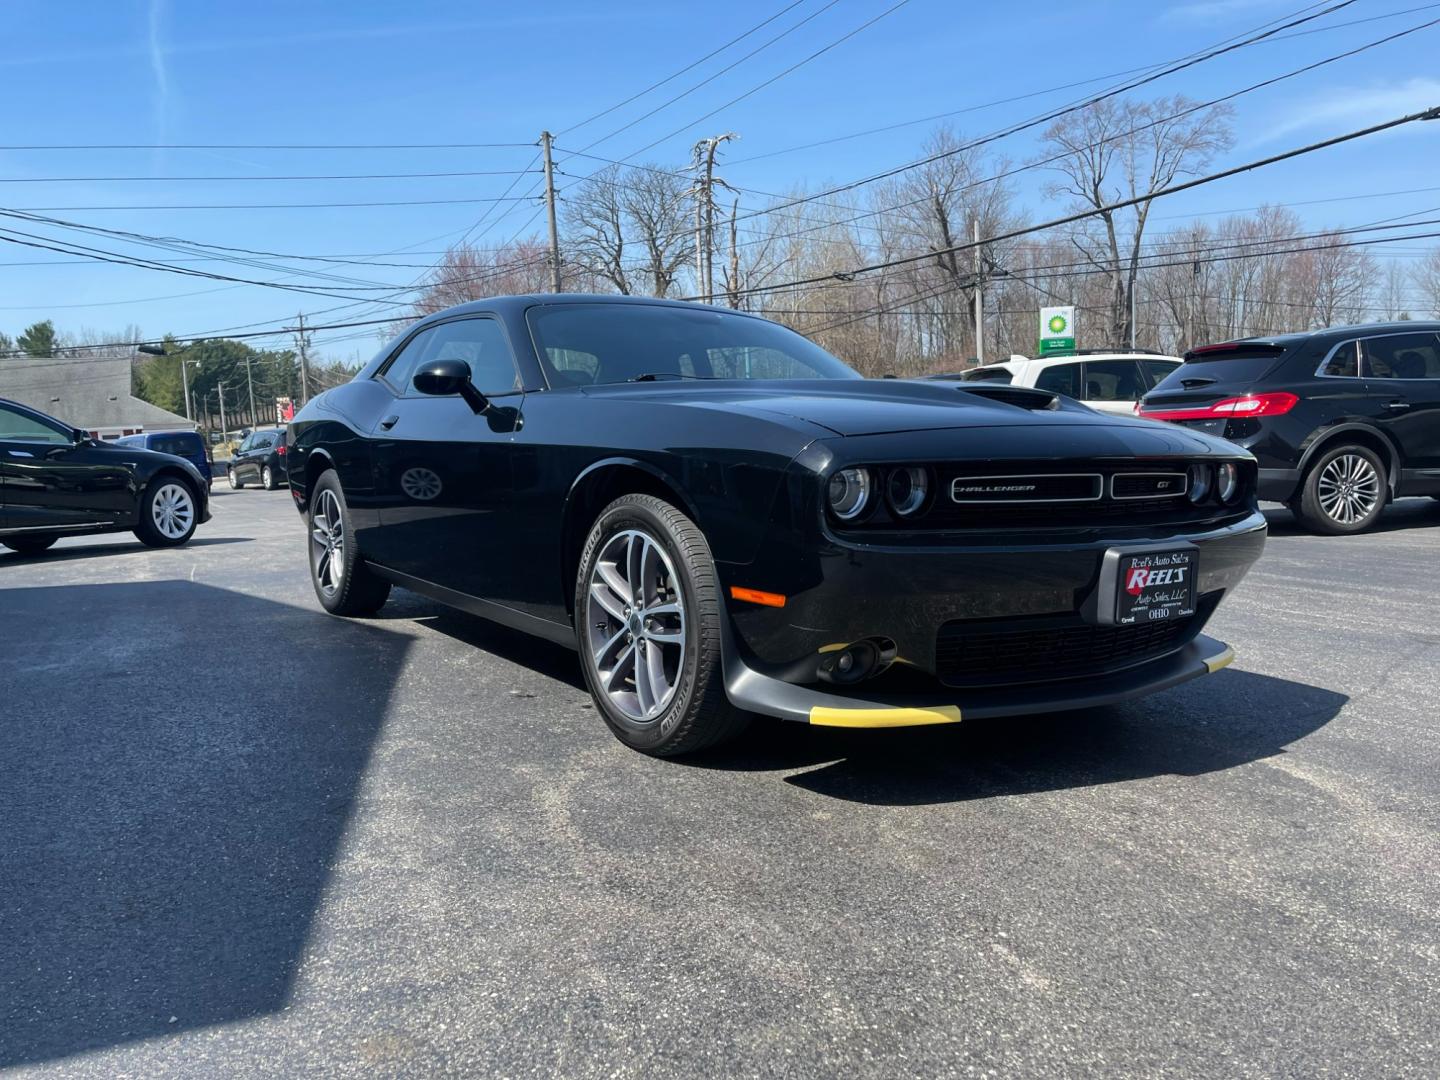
(379, 415), (399, 430)
(1383, 400), (1411, 411)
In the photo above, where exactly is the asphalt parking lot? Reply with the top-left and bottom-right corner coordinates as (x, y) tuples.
(3, 488), (1438, 1077)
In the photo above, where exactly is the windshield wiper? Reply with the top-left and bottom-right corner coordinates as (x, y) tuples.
(628, 372), (719, 382)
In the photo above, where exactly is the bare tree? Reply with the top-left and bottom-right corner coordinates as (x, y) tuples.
(1041, 95), (1233, 348)
(1414, 246), (1440, 318)
(620, 163), (694, 298)
(564, 165), (633, 295)
(411, 239), (553, 317)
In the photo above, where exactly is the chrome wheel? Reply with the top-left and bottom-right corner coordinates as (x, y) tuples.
(151, 483), (194, 539)
(262, 466), (273, 489)
(311, 488), (345, 597)
(1318, 453), (1380, 525)
(585, 528), (686, 724)
(227, 469), (238, 489)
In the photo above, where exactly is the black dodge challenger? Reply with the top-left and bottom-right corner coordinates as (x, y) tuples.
(287, 295), (1266, 755)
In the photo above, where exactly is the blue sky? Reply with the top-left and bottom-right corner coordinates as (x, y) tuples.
(1, 0), (1437, 359)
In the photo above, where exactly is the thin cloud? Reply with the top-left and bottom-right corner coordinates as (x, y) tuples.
(1249, 77), (1440, 145)
(147, 0), (169, 143)
(1160, 0), (1289, 23)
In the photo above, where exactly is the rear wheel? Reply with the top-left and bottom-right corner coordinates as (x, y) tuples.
(1295, 444), (1386, 535)
(3, 537), (57, 556)
(134, 478), (199, 547)
(308, 470), (390, 616)
(228, 468), (243, 489)
(262, 465), (276, 490)
(575, 493), (747, 756)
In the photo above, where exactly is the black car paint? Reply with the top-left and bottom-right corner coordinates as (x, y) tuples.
(1140, 322), (1440, 503)
(288, 294), (1264, 719)
(0, 398), (210, 541)
(229, 429), (290, 487)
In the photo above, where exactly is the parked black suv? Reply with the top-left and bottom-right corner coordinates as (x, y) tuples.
(227, 427), (289, 490)
(1139, 322), (1440, 534)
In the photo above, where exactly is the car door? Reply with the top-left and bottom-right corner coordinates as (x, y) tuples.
(1080, 359), (1148, 416)
(363, 315), (526, 601)
(0, 402), (136, 529)
(1360, 331), (1440, 473)
(230, 434), (253, 481)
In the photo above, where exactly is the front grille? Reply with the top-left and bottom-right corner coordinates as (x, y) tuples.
(934, 596), (1217, 688)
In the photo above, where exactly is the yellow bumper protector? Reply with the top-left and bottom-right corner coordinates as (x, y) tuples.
(809, 705), (962, 728)
(1203, 646), (1236, 673)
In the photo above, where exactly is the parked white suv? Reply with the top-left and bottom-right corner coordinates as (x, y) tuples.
(949, 351), (1183, 416)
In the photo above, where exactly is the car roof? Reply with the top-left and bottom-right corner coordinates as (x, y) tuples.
(412, 292), (770, 326)
(1222, 321), (1440, 347)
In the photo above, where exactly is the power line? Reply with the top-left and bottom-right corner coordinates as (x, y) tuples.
(0, 142), (536, 151)
(9, 195), (544, 212)
(703, 106), (1440, 302)
(0, 169), (541, 183)
(556, 0), (811, 137)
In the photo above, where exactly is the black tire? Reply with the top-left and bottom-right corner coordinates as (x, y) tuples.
(133, 476), (200, 547)
(228, 467), (243, 490)
(261, 465), (276, 490)
(3, 537), (57, 555)
(574, 493), (748, 756)
(1295, 444), (1387, 535)
(308, 469), (390, 616)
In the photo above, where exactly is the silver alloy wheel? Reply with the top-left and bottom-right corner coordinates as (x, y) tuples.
(311, 488), (345, 596)
(151, 482), (195, 539)
(262, 466), (273, 489)
(227, 469), (238, 489)
(1318, 453), (1381, 525)
(585, 528), (687, 723)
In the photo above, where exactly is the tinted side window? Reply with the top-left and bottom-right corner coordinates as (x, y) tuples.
(1082, 360), (1145, 401)
(1035, 363), (1080, 398)
(1363, 333), (1440, 379)
(151, 434), (198, 457)
(1142, 360), (1181, 386)
(0, 404), (69, 443)
(382, 318), (520, 396)
(1319, 340), (1359, 378)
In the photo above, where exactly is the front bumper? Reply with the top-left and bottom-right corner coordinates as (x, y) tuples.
(723, 628), (1235, 726)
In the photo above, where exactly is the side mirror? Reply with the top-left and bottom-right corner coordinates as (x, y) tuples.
(72, 427), (90, 445)
(412, 358), (490, 415)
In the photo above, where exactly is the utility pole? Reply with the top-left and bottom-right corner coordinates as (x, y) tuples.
(540, 131), (562, 293)
(244, 355), (257, 428)
(972, 218), (985, 364)
(1129, 279), (1138, 351)
(295, 313), (311, 404)
(728, 197), (740, 309)
(218, 383), (228, 436)
(690, 133), (736, 302)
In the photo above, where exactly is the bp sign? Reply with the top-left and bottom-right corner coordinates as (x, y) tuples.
(1039, 306), (1076, 355)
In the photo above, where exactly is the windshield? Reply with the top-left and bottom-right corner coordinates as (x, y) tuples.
(526, 303), (861, 388)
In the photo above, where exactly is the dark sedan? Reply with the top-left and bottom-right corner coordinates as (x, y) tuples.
(227, 427), (290, 490)
(1, 398), (210, 555)
(287, 295), (1265, 756)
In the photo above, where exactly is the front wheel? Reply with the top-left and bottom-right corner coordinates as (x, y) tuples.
(3, 537), (57, 555)
(308, 470), (390, 616)
(1295, 444), (1387, 535)
(134, 478), (199, 547)
(575, 494), (747, 756)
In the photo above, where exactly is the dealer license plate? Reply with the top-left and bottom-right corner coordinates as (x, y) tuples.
(1115, 549), (1196, 625)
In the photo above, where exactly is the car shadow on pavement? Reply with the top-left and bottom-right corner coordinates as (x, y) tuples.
(373, 588), (587, 691)
(689, 669), (1346, 806)
(0, 536), (251, 567)
(1262, 499), (1440, 536)
(0, 580), (409, 1070)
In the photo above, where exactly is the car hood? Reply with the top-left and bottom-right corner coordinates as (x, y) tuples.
(580, 378), (1152, 437)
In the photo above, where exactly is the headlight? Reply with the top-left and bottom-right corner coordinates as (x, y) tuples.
(1187, 464), (1213, 504)
(1217, 462), (1240, 503)
(886, 466), (929, 516)
(827, 468), (871, 520)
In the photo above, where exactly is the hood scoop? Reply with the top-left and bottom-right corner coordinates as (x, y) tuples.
(957, 384), (1060, 411)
